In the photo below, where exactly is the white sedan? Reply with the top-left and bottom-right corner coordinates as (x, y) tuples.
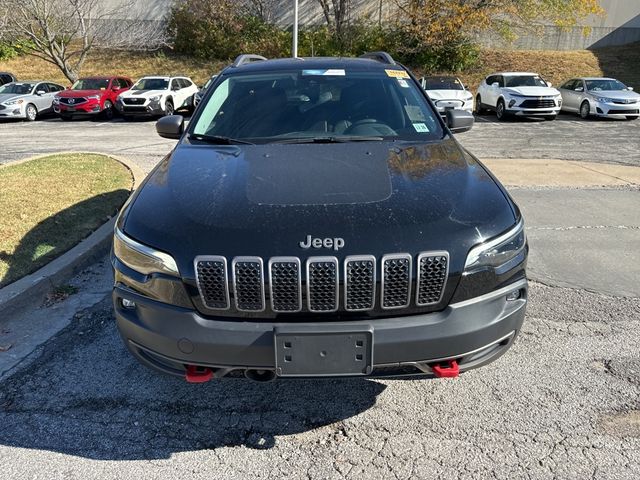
(421, 76), (474, 118)
(559, 77), (639, 120)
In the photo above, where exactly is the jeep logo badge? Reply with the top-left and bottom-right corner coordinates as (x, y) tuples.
(299, 235), (345, 251)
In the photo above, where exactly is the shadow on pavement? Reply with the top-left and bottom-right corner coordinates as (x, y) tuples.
(0, 298), (386, 460)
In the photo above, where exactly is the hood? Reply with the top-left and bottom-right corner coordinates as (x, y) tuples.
(0, 93), (27, 104)
(58, 89), (105, 98)
(504, 86), (560, 97)
(123, 139), (517, 279)
(588, 90), (640, 101)
(120, 89), (166, 98)
(426, 90), (472, 101)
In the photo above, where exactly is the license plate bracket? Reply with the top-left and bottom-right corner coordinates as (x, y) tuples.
(274, 328), (373, 377)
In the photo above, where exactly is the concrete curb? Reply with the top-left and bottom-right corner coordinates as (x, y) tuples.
(0, 152), (145, 318)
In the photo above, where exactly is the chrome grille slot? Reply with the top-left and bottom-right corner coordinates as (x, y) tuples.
(307, 257), (339, 312)
(269, 257), (302, 312)
(194, 256), (229, 310)
(344, 255), (376, 311)
(232, 257), (265, 312)
(381, 254), (412, 309)
(416, 252), (448, 306)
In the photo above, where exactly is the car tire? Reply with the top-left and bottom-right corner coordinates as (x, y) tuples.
(60, 114), (73, 121)
(544, 115), (557, 121)
(164, 99), (174, 116)
(25, 103), (38, 122)
(496, 99), (508, 121)
(102, 100), (114, 120)
(474, 96), (486, 115)
(579, 101), (591, 119)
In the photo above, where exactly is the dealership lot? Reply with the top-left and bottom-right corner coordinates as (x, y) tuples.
(0, 115), (638, 478)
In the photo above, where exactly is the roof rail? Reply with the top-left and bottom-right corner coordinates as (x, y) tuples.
(359, 51), (396, 65)
(232, 54), (268, 68)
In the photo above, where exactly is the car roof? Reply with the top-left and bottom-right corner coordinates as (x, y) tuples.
(224, 57), (405, 74)
(578, 77), (617, 81)
(491, 72), (540, 76)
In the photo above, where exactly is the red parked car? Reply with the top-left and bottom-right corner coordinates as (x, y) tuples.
(54, 76), (132, 120)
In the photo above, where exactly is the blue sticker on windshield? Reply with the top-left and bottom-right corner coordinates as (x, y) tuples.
(302, 69), (346, 76)
(413, 123), (430, 133)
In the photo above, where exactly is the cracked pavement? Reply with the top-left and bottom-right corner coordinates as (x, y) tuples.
(1, 114), (639, 478)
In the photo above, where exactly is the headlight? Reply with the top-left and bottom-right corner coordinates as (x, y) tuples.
(53, 96), (60, 104)
(113, 227), (179, 276)
(593, 96), (613, 103)
(87, 94), (101, 101)
(464, 94), (473, 101)
(464, 220), (526, 270)
(149, 95), (160, 102)
(505, 93), (526, 98)
(5, 99), (24, 106)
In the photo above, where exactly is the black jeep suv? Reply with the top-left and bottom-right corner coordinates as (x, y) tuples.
(112, 53), (528, 382)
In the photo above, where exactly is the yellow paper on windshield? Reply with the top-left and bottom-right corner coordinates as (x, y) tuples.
(385, 69), (410, 79)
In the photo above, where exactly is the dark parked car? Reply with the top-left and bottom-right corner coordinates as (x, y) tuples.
(0, 72), (17, 86)
(112, 53), (528, 383)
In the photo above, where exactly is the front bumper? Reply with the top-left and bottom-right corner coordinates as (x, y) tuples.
(116, 100), (164, 116)
(113, 278), (528, 379)
(507, 105), (561, 117)
(0, 104), (26, 118)
(54, 100), (102, 115)
(591, 100), (640, 117)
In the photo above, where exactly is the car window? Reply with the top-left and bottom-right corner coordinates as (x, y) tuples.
(72, 78), (110, 90)
(48, 83), (64, 92)
(170, 79), (180, 91)
(36, 83), (49, 93)
(504, 75), (547, 88)
(585, 79), (628, 91)
(424, 76), (464, 91)
(0, 82), (36, 94)
(560, 80), (575, 90)
(182, 78), (193, 88)
(132, 78), (169, 90)
(192, 69), (444, 143)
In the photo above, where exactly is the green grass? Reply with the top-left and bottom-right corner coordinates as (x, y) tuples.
(0, 153), (133, 287)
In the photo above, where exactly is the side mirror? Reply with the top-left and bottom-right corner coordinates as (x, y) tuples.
(156, 115), (184, 139)
(546, 82), (553, 87)
(112, 86), (120, 92)
(574, 87), (584, 92)
(446, 109), (474, 133)
(491, 82), (500, 88)
(628, 86), (634, 91)
(35, 90), (46, 96)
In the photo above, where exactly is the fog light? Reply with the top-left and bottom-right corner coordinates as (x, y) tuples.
(506, 290), (521, 301)
(121, 298), (136, 309)
(508, 99), (516, 108)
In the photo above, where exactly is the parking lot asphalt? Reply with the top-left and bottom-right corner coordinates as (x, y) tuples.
(0, 114), (639, 479)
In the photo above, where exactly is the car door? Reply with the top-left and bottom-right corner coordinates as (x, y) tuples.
(485, 75), (501, 107)
(45, 83), (64, 112)
(169, 78), (181, 106)
(33, 83), (51, 112)
(560, 80), (579, 111)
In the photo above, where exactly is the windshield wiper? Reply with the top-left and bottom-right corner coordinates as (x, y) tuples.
(188, 133), (254, 145)
(273, 135), (385, 144)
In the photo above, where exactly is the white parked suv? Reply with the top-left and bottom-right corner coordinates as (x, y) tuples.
(475, 72), (562, 121)
(421, 76), (474, 118)
(116, 76), (199, 118)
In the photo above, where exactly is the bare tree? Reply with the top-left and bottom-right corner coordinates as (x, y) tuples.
(244, 0), (280, 23)
(316, 0), (352, 39)
(0, 0), (167, 83)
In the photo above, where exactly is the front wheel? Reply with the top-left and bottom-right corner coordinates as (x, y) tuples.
(164, 100), (174, 116)
(25, 103), (38, 122)
(102, 100), (114, 120)
(496, 99), (508, 121)
(474, 95), (486, 115)
(579, 101), (591, 119)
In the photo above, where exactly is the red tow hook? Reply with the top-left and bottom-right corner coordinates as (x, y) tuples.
(185, 365), (214, 383)
(431, 360), (460, 378)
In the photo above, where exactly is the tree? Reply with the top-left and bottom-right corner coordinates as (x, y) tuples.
(316, 0), (352, 40)
(0, 0), (167, 83)
(245, 0), (280, 24)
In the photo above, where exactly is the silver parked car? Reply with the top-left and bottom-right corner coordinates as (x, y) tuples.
(0, 81), (65, 121)
(559, 77), (640, 120)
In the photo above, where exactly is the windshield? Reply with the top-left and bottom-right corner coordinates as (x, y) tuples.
(72, 78), (110, 90)
(504, 76), (547, 88)
(424, 77), (464, 91)
(132, 78), (169, 90)
(192, 69), (443, 143)
(586, 79), (628, 91)
(0, 83), (35, 95)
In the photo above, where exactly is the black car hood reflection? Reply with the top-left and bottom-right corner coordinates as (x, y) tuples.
(123, 138), (517, 277)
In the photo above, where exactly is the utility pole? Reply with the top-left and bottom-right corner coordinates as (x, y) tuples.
(293, 0), (299, 58)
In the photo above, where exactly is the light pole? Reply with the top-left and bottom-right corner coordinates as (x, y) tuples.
(293, 0), (299, 58)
